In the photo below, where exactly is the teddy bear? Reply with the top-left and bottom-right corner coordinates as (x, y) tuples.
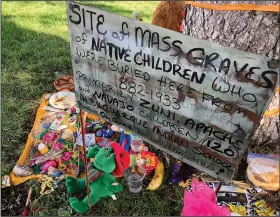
(65, 143), (130, 213)
(151, 1), (186, 33)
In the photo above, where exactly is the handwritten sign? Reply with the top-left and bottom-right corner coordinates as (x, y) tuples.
(66, 2), (279, 182)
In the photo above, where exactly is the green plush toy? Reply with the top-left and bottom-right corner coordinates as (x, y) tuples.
(66, 144), (127, 214)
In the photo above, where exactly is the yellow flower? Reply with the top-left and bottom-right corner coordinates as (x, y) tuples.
(59, 163), (66, 170)
(63, 145), (71, 151)
(179, 180), (190, 188)
(71, 152), (78, 159)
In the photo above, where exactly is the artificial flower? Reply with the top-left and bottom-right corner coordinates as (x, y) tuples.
(58, 163), (66, 170)
(52, 142), (63, 151)
(71, 152), (78, 159)
(63, 145), (71, 151)
(66, 163), (73, 170)
(42, 132), (57, 144)
(61, 152), (72, 162)
(179, 180), (191, 188)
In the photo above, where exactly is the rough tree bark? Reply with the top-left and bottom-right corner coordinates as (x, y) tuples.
(181, 1), (279, 151)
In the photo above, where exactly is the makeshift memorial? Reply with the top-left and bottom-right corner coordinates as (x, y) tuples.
(181, 177), (231, 216)
(65, 144), (130, 213)
(67, 2), (279, 183)
(246, 153), (280, 192)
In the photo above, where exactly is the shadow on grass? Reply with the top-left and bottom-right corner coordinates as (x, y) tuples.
(1, 17), (71, 216)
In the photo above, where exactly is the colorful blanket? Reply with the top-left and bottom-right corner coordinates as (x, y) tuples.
(9, 94), (98, 186)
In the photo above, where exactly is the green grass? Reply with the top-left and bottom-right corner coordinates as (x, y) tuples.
(1, 1), (186, 216)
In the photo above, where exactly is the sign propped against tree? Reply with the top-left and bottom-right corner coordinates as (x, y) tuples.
(66, 1), (279, 182)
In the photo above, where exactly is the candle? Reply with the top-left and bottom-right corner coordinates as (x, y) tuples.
(38, 143), (48, 155)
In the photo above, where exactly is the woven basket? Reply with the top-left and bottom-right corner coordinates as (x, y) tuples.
(53, 76), (75, 92)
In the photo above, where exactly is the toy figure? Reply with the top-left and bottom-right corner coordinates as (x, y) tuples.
(65, 143), (130, 213)
(119, 131), (131, 151)
(170, 160), (182, 184)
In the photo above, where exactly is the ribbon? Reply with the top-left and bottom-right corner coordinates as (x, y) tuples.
(185, 1), (279, 12)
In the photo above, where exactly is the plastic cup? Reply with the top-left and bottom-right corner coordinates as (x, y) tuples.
(130, 136), (143, 153)
(124, 165), (146, 193)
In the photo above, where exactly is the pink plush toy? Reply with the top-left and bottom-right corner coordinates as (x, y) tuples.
(40, 160), (58, 174)
(181, 178), (230, 216)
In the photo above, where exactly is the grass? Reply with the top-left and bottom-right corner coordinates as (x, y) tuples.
(2, 1), (277, 216)
(1, 1), (186, 216)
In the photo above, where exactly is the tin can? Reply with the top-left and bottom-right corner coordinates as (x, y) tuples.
(136, 151), (159, 175)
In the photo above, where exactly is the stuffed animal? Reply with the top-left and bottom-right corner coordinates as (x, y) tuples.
(65, 143), (130, 213)
(152, 1), (186, 33)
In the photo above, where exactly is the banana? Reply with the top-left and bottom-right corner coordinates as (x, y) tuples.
(146, 161), (164, 190)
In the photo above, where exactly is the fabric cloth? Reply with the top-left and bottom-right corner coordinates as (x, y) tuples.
(10, 94), (86, 185)
(110, 142), (130, 177)
(87, 163), (102, 183)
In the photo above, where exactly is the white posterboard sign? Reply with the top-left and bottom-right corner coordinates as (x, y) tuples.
(66, 2), (279, 182)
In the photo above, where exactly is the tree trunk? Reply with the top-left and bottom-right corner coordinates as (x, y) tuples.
(181, 1), (279, 151)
